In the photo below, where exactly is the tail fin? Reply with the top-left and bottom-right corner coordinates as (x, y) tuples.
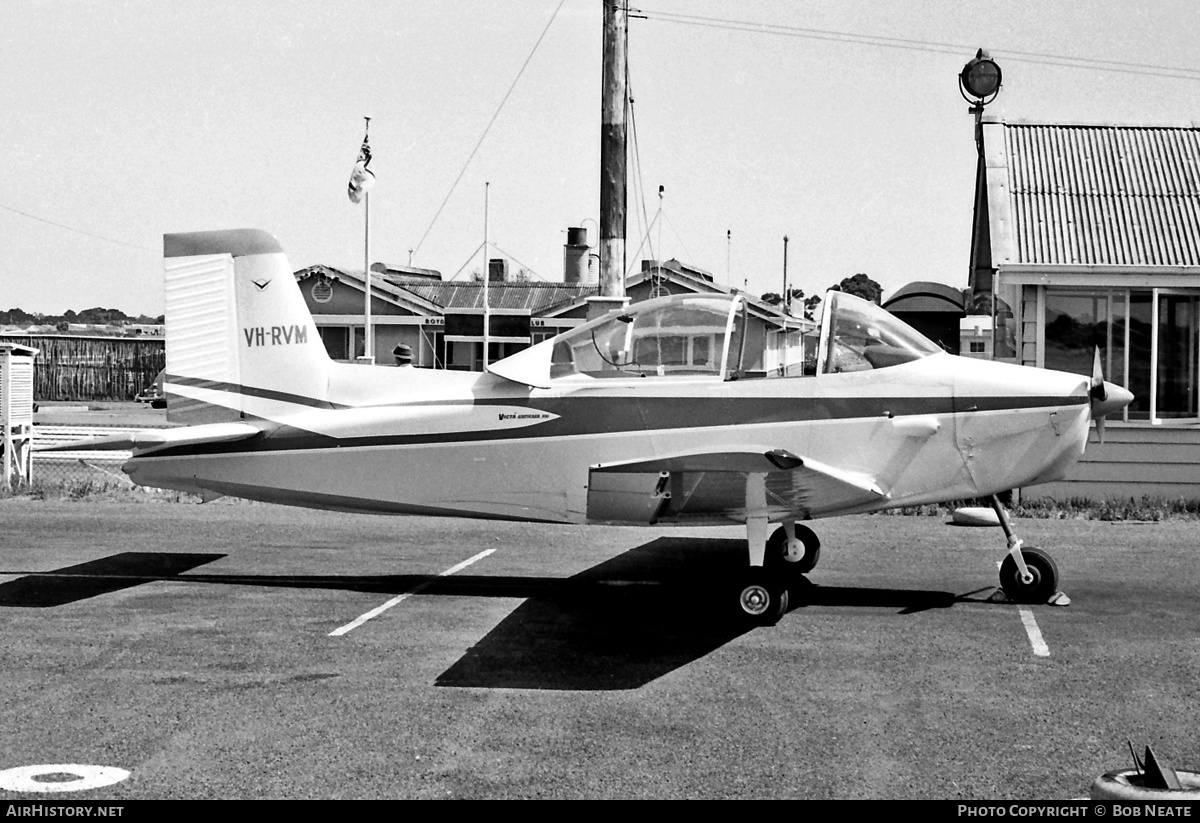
(162, 229), (331, 424)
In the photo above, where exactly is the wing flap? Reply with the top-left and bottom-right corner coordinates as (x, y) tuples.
(587, 448), (887, 523)
(592, 448), (807, 475)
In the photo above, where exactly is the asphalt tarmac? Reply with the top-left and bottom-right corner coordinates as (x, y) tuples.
(1, 499), (1197, 799)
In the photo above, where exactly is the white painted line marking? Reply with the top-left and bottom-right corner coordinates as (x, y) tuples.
(0, 764), (130, 793)
(995, 560), (1051, 658)
(1018, 607), (1051, 657)
(329, 549), (496, 637)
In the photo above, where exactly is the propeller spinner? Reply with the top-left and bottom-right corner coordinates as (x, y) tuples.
(1090, 348), (1135, 442)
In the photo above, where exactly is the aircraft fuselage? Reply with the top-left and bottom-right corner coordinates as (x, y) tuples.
(125, 353), (1094, 526)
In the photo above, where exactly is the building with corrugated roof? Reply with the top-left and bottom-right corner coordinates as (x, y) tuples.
(969, 117), (1200, 499)
(296, 235), (811, 373)
(295, 261), (597, 369)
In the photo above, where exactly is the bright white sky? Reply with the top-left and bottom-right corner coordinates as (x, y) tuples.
(2, 0), (1198, 316)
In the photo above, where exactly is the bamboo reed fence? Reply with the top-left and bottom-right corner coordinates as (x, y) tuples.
(0, 335), (164, 401)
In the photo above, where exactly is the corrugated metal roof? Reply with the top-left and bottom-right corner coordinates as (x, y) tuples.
(383, 278), (598, 314)
(1001, 123), (1200, 267)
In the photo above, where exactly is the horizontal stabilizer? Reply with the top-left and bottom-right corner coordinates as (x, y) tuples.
(36, 422), (261, 454)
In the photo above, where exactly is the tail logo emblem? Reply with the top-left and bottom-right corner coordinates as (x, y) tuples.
(252, 279), (272, 291)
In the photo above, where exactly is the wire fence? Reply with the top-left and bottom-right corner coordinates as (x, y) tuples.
(31, 454), (134, 488)
(21, 424), (154, 494)
(7, 452), (193, 501)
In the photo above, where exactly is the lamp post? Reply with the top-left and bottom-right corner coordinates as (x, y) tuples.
(959, 48), (1002, 154)
(960, 49), (1004, 351)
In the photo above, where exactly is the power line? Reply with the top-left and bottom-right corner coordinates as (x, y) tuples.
(447, 240), (486, 281)
(412, 0), (568, 260)
(640, 10), (1200, 81)
(0, 203), (157, 253)
(489, 242), (548, 281)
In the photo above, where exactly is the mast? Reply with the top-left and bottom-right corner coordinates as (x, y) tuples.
(362, 116), (373, 363)
(782, 234), (789, 315)
(364, 187), (372, 362)
(483, 182), (490, 369)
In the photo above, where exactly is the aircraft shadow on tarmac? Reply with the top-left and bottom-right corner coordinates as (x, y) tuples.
(0, 540), (987, 690)
(432, 537), (981, 690)
(0, 552), (228, 608)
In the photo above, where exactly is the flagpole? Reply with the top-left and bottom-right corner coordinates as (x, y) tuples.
(362, 117), (374, 364)
(482, 181), (490, 369)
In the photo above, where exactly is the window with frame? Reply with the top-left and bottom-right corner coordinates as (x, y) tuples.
(1044, 288), (1199, 422)
(318, 326), (350, 361)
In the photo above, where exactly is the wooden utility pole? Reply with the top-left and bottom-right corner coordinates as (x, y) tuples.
(599, 0), (627, 300)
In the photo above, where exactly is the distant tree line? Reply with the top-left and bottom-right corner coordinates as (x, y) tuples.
(1, 306), (164, 328)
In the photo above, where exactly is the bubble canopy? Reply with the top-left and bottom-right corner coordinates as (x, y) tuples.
(487, 294), (742, 387)
(486, 291), (941, 388)
(816, 289), (943, 374)
(551, 294), (743, 380)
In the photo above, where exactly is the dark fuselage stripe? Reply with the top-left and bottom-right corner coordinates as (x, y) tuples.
(136, 393), (1086, 459)
(165, 374), (340, 409)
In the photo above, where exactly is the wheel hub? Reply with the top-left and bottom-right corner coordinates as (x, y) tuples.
(785, 539), (804, 562)
(740, 585), (769, 616)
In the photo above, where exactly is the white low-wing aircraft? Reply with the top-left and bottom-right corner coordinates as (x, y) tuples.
(55, 229), (1132, 623)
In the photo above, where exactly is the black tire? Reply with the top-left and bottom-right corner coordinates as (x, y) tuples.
(999, 546), (1059, 604)
(767, 524), (821, 574)
(737, 571), (789, 625)
(1090, 769), (1200, 801)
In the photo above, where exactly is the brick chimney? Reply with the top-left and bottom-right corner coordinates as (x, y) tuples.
(488, 258), (509, 283)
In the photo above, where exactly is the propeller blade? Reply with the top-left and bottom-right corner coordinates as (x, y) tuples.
(1090, 347), (1108, 402)
(1087, 348), (1133, 443)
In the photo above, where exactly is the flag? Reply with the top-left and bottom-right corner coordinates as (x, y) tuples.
(347, 132), (375, 204)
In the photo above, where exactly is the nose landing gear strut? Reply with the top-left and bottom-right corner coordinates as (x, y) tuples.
(990, 494), (1067, 605)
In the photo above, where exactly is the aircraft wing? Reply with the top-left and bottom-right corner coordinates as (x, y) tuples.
(36, 422), (261, 454)
(588, 448), (888, 523)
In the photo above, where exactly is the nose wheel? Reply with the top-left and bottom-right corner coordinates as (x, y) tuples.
(990, 495), (1064, 605)
(999, 546), (1059, 604)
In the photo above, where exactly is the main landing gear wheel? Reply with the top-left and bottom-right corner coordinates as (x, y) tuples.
(999, 546), (1059, 604)
(737, 571), (789, 625)
(767, 524), (821, 574)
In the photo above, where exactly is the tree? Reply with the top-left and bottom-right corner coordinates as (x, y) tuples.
(77, 307), (129, 325)
(803, 293), (822, 322)
(829, 273), (882, 305)
(761, 287), (804, 307)
(761, 288), (821, 320)
(0, 308), (38, 325)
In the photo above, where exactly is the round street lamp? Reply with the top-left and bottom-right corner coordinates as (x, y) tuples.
(959, 48), (1002, 105)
